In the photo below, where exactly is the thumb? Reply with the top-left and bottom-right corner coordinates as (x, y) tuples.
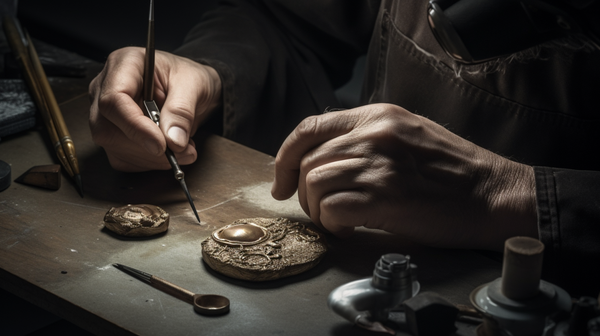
(159, 61), (221, 152)
(159, 81), (201, 152)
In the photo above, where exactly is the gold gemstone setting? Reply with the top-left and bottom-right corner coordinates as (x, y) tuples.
(212, 222), (270, 246)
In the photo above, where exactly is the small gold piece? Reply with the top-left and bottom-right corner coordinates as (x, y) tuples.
(15, 164), (61, 190)
(212, 222), (270, 246)
(202, 218), (327, 281)
(103, 204), (169, 237)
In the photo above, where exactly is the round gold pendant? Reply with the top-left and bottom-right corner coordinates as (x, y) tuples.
(202, 218), (327, 281)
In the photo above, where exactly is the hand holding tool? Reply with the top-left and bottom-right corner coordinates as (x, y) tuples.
(142, 0), (200, 223)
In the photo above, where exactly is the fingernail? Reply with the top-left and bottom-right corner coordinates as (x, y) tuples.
(168, 126), (188, 147)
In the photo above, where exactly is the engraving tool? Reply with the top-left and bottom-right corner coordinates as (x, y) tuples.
(142, 0), (201, 223)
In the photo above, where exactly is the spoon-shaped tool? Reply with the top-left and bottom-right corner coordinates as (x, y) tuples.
(113, 263), (229, 315)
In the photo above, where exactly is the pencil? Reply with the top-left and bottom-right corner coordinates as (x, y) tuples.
(2, 17), (84, 197)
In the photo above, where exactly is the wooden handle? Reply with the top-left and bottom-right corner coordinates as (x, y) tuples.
(151, 276), (195, 305)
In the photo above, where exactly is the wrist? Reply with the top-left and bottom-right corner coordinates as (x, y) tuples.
(198, 64), (222, 114)
(483, 158), (538, 251)
(186, 62), (223, 133)
(202, 65), (222, 113)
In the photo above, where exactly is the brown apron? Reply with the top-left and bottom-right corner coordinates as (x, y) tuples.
(362, 0), (600, 170)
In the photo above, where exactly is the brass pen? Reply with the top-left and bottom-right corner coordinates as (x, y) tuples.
(142, 0), (200, 223)
(2, 17), (83, 197)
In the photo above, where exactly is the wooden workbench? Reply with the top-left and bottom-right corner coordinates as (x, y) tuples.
(0, 47), (502, 336)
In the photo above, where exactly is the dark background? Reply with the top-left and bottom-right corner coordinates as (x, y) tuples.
(17, 0), (219, 62)
(14, 0), (363, 108)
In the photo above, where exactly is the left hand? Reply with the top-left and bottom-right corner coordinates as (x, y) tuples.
(271, 103), (537, 251)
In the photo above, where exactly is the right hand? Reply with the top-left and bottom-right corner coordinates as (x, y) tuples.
(271, 104), (537, 251)
(89, 47), (221, 171)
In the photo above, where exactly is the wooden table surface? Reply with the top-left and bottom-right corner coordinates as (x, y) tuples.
(0, 49), (502, 336)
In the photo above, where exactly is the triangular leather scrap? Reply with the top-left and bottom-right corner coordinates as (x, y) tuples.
(15, 164), (61, 190)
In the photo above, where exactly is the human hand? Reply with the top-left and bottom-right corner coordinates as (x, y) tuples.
(271, 104), (537, 251)
(89, 47), (221, 171)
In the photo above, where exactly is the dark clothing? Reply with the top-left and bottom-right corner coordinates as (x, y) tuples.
(175, 0), (600, 296)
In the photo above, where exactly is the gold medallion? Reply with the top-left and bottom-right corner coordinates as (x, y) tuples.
(202, 218), (327, 281)
(103, 204), (169, 237)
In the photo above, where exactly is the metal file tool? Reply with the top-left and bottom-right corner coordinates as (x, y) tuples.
(142, 0), (200, 223)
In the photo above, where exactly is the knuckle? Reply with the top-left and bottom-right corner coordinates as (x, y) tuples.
(320, 196), (343, 217)
(305, 167), (325, 189)
(122, 124), (145, 146)
(96, 93), (113, 113)
(168, 102), (195, 124)
(88, 76), (100, 98)
(294, 115), (320, 139)
(98, 92), (132, 121)
(108, 47), (141, 62)
(96, 91), (119, 115)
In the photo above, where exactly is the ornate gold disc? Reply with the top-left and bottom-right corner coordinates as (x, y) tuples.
(202, 218), (327, 281)
(103, 204), (169, 237)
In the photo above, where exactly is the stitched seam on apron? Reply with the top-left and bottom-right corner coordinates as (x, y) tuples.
(383, 15), (600, 130)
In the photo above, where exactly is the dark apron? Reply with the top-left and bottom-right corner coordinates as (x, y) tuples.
(362, 0), (600, 170)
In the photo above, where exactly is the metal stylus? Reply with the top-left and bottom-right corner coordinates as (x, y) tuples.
(142, 0), (200, 223)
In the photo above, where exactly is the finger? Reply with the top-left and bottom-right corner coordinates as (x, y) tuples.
(296, 135), (364, 218)
(159, 72), (202, 152)
(157, 56), (219, 153)
(96, 48), (166, 156)
(319, 190), (370, 238)
(106, 152), (161, 172)
(272, 112), (361, 200)
(91, 110), (196, 171)
(173, 139), (198, 165)
(106, 138), (197, 172)
(93, 118), (170, 171)
(88, 67), (105, 104)
(98, 91), (165, 156)
(302, 158), (370, 226)
(89, 107), (121, 148)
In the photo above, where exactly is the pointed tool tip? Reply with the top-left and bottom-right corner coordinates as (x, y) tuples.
(178, 178), (201, 224)
(74, 174), (84, 197)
